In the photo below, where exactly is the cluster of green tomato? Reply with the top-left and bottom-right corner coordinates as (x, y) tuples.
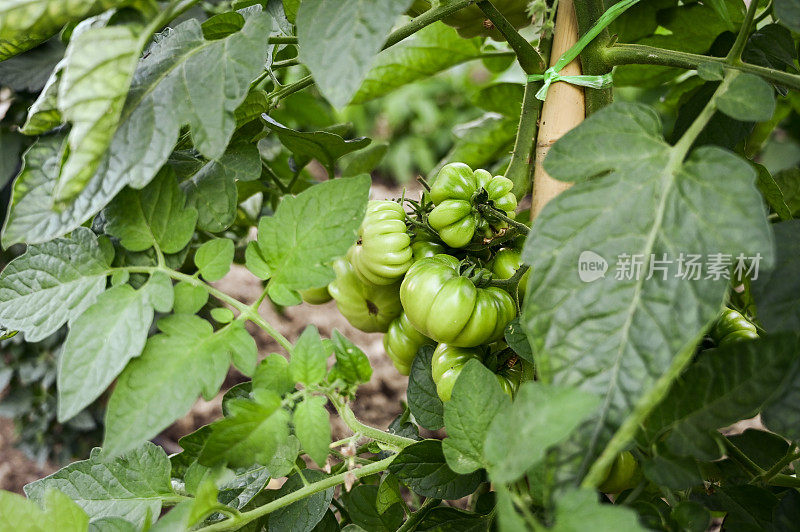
(407, 0), (531, 41)
(301, 162), (531, 402)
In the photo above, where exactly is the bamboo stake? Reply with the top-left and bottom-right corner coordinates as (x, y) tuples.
(531, 0), (585, 219)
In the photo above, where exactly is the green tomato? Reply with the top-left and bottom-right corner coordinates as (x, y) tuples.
(347, 200), (413, 286)
(407, 0), (530, 41)
(431, 344), (521, 402)
(383, 312), (434, 375)
(710, 308), (758, 346)
(490, 248), (530, 299)
(300, 286), (332, 305)
(598, 451), (642, 494)
(427, 163), (517, 248)
(328, 257), (402, 333)
(400, 254), (516, 347)
(411, 237), (446, 262)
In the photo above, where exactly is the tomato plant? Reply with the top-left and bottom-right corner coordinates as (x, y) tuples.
(0, 0), (799, 531)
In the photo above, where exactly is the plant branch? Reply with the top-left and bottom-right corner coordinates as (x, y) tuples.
(196, 456), (396, 532)
(488, 264), (530, 290)
(268, 36), (298, 44)
(329, 395), (418, 450)
(672, 71), (737, 158)
(476, 1), (546, 73)
(602, 45), (800, 92)
(383, 0), (477, 49)
(476, 204), (531, 234)
(753, 446), (800, 485)
(721, 435), (765, 476)
(396, 497), (441, 532)
(726, 0), (759, 64)
(504, 78), (544, 198)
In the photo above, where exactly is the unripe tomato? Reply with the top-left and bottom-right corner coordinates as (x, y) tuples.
(384, 313), (434, 375)
(428, 163), (517, 248)
(598, 451), (642, 493)
(328, 257), (402, 333)
(300, 286), (332, 305)
(431, 344), (523, 401)
(411, 237), (446, 262)
(347, 200), (413, 286)
(407, 0), (530, 41)
(490, 248), (530, 299)
(710, 308), (758, 346)
(400, 254), (516, 347)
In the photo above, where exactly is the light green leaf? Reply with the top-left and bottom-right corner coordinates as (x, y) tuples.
(87, 517), (138, 532)
(717, 73), (776, 122)
(104, 168), (198, 254)
(234, 89), (270, 128)
(200, 390), (290, 467)
(180, 143), (261, 233)
(253, 353), (295, 395)
(173, 281), (208, 314)
(484, 383), (599, 484)
(442, 360), (510, 474)
(471, 82), (524, 117)
(0, 0), (126, 60)
(352, 23), (482, 104)
(24, 442), (173, 529)
(217, 320), (258, 376)
(329, 330), (372, 385)
(522, 102), (773, 477)
(210, 307), (234, 323)
(430, 114), (517, 179)
(289, 326), (327, 385)
(297, 0), (413, 107)
(553, 489), (644, 531)
(0, 227), (108, 342)
(187, 480), (221, 526)
(2, 10), (272, 246)
(0, 489), (88, 532)
(696, 61), (725, 81)
(254, 175), (369, 297)
(293, 395), (330, 466)
(58, 277), (165, 422)
(341, 142), (388, 177)
(55, 24), (143, 202)
(195, 239), (234, 282)
(282, 0), (300, 23)
(103, 315), (238, 456)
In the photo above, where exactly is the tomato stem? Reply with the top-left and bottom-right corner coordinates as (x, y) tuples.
(476, 204), (530, 235)
(476, 1), (546, 74)
(725, 0), (760, 65)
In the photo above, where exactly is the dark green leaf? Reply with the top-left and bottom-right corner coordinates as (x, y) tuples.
(418, 507), (489, 532)
(773, 168), (800, 216)
(670, 501), (711, 532)
(407, 345), (444, 431)
(751, 220), (800, 334)
(375, 474), (403, 515)
(0, 37), (64, 92)
(504, 318), (533, 364)
(773, 489), (800, 532)
(388, 440), (483, 500)
(642, 455), (703, 490)
(775, 0), (800, 32)
(754, 163), (793, 220)
(329, 330), (372, 385)
(268, 470), (335, 532)
(343, 485), (404, 532)
(694, 485), (778, 531)
(727, 429), (790, 470)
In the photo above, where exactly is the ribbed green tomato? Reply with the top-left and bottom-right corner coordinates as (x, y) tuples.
(710, 308), (758, 346)
(490, 248), (530, 299)
(408, 0), (530, 41)
(328, 258), (402, 333)
(411, 237), (446, 262)
(400, 254), (516, 347)
(431, 344), (522, 401)
(300, 286), (332, 305)
(428, 163), (517, 248)
(347, 200), (413, 286)
(383, 313), (434, 375)
(598, 451), (642, 494)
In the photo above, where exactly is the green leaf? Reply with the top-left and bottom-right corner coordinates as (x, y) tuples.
(418, 507), (490, 531)
(344, 485), (404, 532)
(211, 307), (235, 324)
(24, 442), (173, 529)
(201, 11), (245, 39)
(218, 320), (259, 376)
(289, 326), (328, 386)
(671, 501), (711, 532)
(754, 163), (793, 221)
(253, 353), (295, 396)
(173, 281), (209, 314)
(728, 429), (791, 470)
(103, 315), (241, 456)
(180, 142), (262, 233)
(0, 227), (108, 342)
(263, 116), (371, 176)
(430, 114), (517, 179)
(352, 23), (482, 104)
(268, 470), (335, 532)
(104, 168), (198, 254)
(696, 61), (724, 81)
(504, 317), (533, 364)
(375, 474), (403, 515)
(296, 0), (413, 107)
(187, 479), (222, 526)
(254, 175), (369, 297)
(200, 390), (290, 467)
(388, 440), (483, 500)
(552, 489), (644, 531)
(20, 62), (63, 135)
(773, 489), (800, 532)
(641, 455), (703, 490)
(329, 330), (372, 385)
(87, 517), (138, 532)
(471, 83), (524, 117)
(54, 24), (143, 202)
(773, 168), (800, 216)
(407, 345), (444, 431)
(775, 0), (800, 32)
(694, 485), (778, 531)
(217, 464), (271, 510)
(0, 37), (64, 93)
(341, 142), (388, 177)
(195, 239), (234, 282)
(0, 489), (88, 532)
(2, 10), (272, 246)
(717, 73), (776, 122)
(0, 130), (23, 189)
(57, 275), (167, 422)
(0, 0), (126, 60)
(293, 396), (330, 467)
(643, 334), (800, 458)
(751, 220), (800, 333)
(442, 360), (510, 474)
(484, 383), (600, 484)
(522, 102), (772, 474)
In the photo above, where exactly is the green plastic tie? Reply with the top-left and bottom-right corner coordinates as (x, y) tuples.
(527, 0), (639, 100)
